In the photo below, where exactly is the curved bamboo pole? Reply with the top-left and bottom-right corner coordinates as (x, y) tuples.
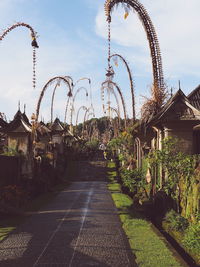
(87, 112), (95, 121)
(108, 106), (120, 136)
(82, 108), (89, 138)
(50, 81), (60, 124)
(102, 80), (127, 129)
(50, 76), (75, 125)
(0, 22), (39, 89)
(105, 0), (165, 109)
(112, 107), (120, 136)
(70, 87), (89, 127)
(76, 105), (88, 126)
(0, 22), (38, 43)
(35, 76), (72, 124)
(82, 106), (95, 138)
(64, 76), (74, 86)
(111, 53), (135, 120)
(73, 77), (91, 90)
(101, 82), (121, 118)
(62, 76), (73, 124)
(73, 87), (88, 103)
(109, 106), (120, 127)
(64, 96), (72, 125)
(64, 77), (91, 124)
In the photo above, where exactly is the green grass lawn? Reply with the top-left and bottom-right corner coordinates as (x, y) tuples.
(0, 226), (15, 242)
(107, 161), (186, 267)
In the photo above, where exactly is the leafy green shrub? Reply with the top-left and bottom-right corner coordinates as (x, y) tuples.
(1, 146), (21, 157)
(107, 129), (135, 166)
(120, 168), (146, 194)
(195, 212), (200, 222)
(148, 137), (199, 216)
(85, 139), (99, 151)
(164, 209), (189, 232)
(183, 223), (200, 253)
(121, 169), (136, 192)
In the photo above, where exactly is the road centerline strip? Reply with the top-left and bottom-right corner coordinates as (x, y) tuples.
(33, 187), (82, 267)
(68, 185), (94, 267)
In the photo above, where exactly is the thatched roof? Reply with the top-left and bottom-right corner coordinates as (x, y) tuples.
(148, 89), (200, 125)
(36, 121), (51, 136)
(188, 84), (200, 110)
(3, 110), (31, 133)
(51, 118), (64, 133)
(0, 118), (8, 130)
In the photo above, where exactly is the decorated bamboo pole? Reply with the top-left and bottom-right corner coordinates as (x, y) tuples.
(101, 81), (121, 118)
(87, 112), (95, 121)
(69, 87), (89, 128)
(35, 76), (72, 124)
(0, 22), (39, 89)
(69, 84), (90, 133)
(109, 106), (120, 127)
(82, 106), (94, 138)
(50, 80), (61, 124)
(76, 105), (88, 126)
(111, 53), (135, 121)
(106, 106), (120, 137)
(102, 80), (127, 129)
(64, 77), (92, 125)
(104, 0), (166, 119)
(32, 76), (72, 156)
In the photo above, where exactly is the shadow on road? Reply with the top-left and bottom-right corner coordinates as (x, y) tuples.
(0, 161), (136, 267)
(67, 160), (108, 182)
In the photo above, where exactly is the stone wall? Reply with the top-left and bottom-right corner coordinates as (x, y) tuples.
(163, 121), (199, 154)
(0, 155), (20, 185)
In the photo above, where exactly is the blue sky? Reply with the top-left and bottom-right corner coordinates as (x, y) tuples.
(0, 0), (200, 123)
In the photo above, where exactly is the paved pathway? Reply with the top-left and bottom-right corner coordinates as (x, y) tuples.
(0, 161), (136, 266)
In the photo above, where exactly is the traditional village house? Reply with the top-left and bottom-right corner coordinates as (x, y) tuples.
(51, 118), (65, 149)
(62, 129), (78, 161)
(3, 109), (33, 178)
(4, 110), (32, 155)
(35, 121), (51, 155)
(0, 115), (8, 153)
(149, 89), (200, 154)
(51, 118), (65, 166)
(187, 85), (200, 154)
(135, 88), (200, 191)
(31, 121), (53, 178)
(64, 129), (77, 146)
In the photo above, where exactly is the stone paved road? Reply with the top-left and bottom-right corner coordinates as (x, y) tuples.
(0, 161), (136, 267)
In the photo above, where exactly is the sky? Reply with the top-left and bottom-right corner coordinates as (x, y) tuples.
(0, 0), (200, 124)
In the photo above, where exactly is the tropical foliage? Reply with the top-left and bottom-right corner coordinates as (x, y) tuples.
(148, 137), (200, 221)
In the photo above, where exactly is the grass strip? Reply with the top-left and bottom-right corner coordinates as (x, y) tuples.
(107, 161), (185, 267)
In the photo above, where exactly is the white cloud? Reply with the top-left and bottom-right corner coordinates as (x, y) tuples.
(1, 0), (200, 122)
(0, 19), (102, 121)
(95, 0), (200, 78)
